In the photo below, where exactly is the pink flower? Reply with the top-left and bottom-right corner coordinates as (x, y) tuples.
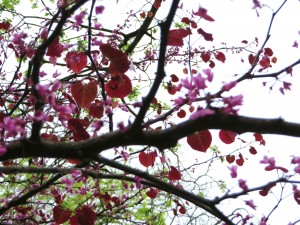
(40, 28), (48, 39)
(190, 108), (215, 119)
(222, 81), (237, 91)
(293, 185), (300, 205)
(245, 200), (257, 210)
(0, 145), (7, 157)
(74, 12), (86, 26)
(12, 32), (27, 44)
(228, 165), (238, 178)
(238, 179), (248, 190)
(61, 177), (74, 191)
(95, 5), (105, 14)
(202, 68), (213, 82)
(71, 170), (82, 178)
(134, 176), (142, 189)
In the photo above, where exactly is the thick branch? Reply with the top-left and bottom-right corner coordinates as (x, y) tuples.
(2, 113), (300, 161)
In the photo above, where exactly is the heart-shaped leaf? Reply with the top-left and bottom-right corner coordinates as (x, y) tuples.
(219, 130), (237, 144)
(226, 155), (235, 164)
(100, 43), (130, 73)
(65, 51), (87, 74)
(71, 206), (96, 225)
(146, 188), (158, 199)
(53, 205), (72, 224)
(105, 73), (132, 98)
(187, 130), (212, 152)
(139, 151), (156, 167)
(167, 29), (189, 46)
(71, 80), (97, 108)
(168, 166), (181, 180)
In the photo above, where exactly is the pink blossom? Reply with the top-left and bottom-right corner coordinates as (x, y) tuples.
(293, 185), (300, 205)
(202, 68), (213, 82)
(40, 28), (48, 39)
(31, 111), (48, 122)
(173, 96), (186, 106)
(92, 120), (103, 132)
(61, 177), (74, 190)
(238, 179), (248, 190)
(192, 73), (207, 90)
(74, 12), (86, 26)
(52, 70), (60, 78)
(222, 81), (237, 91)
(12, 32), (27, 44)
(71, 170), (82, 178)
(117, 122), (127, 132)
(39, 71), (47, 77)
(245, 200), (257, 210)
(228, 165), (238, 178)
(134, 176), (142, 189)
(189, 108), (215, 119)
(121, 151), (130, 161)
(0, 145), (7, 157)
(51, 79), (61, 92)
(95, 5), (105, 15)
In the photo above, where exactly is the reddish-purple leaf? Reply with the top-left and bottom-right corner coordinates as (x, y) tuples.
(187, 130), (212, 152)
(215, 52), (226, 63)
(100, 43), (130, 73)
(226, 155), (235, 164)
(139, 151), (156, 167)
(72, 206), (96, 225)
(197, 28), (213, 41)
(168, 166), (181, 180)
(105, 73), (132, 98)
(53, 205), (72, 224)
(146, 188), (158, 199)
(167, 29), (189, 46)
(201, 52), (211, 63)
(71, 80), (98, 108)
(193, 7), (215, 22)
(219, 130), (237, 144)
(65, 51), (87, 74)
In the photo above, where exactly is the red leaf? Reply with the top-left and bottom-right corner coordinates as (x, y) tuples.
(170, 74), (179, 82)
(53, 205), (72, 224)
(73, 206), (96, 225)
(105, 73), (132, 98)
(197, 28), (213, 41)
(264, 47), (273, 57)
(168, 166), (181, 180)
(209, 60), (215, 68)
(100, 43), (130, 73)
(181, 17), (197, 28)
(167, 29), (189, 46)
(215, 52), (226, 63)
(71, 80), (98, 108)
(139, 151), (156, 167)
(226, 155), (235, 164)
(253, 133), (266, 145)
(88, 103), (104, 119)
(219, 130), (237, 144)
(68, 118), (90, 141)
(201, 52), (211, 63)
(249, 146), (257, 155)
(65, 51), (87, 74)
(179, 206), (186, 214)
(177, 109), (186, 118)
(146, 188), (158, 199)
(248, 54), (258, 65)
(46, 37), (64, 57)
(236, 153), (244, 166)
(167, 82), (177, 95)
(259, 56), (270, 69)
(187, 130), (212, 152)
(193, 7), (215, 22)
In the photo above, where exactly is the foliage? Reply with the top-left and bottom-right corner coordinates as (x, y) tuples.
(0, 0), (300, 225)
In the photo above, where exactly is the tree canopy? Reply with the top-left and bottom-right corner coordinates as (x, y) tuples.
(0, 0), (300, 224)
